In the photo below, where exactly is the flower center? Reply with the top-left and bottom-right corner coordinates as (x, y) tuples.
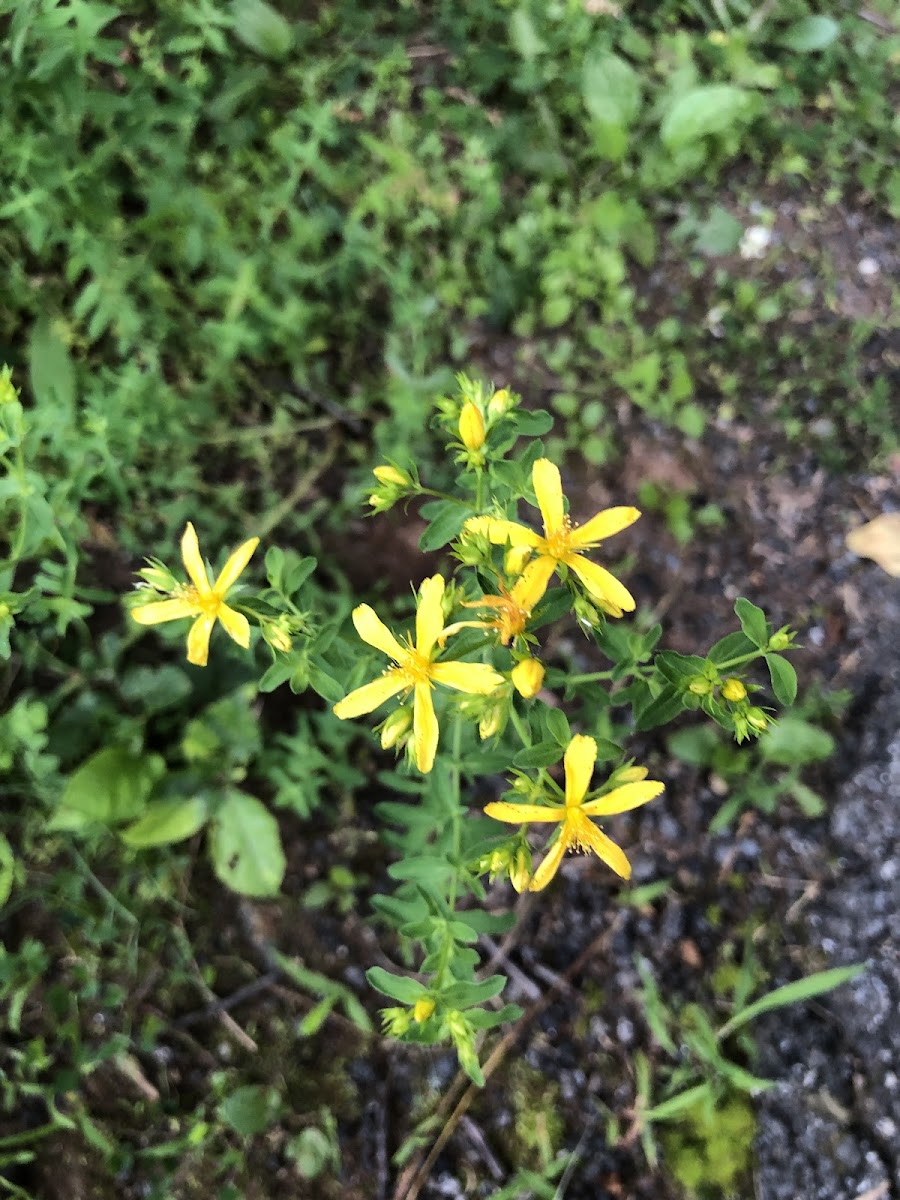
(179, 585), (222, 616)
(541, 518), (574, 559)
(402, 646), (433, 685)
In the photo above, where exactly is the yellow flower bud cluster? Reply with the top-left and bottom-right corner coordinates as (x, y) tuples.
(368, 464), (414, 514)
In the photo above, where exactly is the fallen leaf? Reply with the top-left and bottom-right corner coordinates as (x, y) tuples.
(846, 514), (900, 577)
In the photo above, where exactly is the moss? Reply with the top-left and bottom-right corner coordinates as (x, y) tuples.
(660, 1093), (756, 1197)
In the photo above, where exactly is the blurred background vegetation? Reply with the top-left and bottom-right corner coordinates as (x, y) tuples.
(0, 1), (897, 1197)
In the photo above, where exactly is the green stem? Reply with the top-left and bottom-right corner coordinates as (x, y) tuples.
(508, 705), (532, 749)
(474, 469), (485, 511)
(565, 669), (617, 685)
(435, 717), (464, 990)
(715, 651), (765, 672)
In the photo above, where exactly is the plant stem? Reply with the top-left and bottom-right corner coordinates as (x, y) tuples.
(508, 705), (532, 748)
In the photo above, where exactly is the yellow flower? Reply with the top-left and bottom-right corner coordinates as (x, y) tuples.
(484, 735), (663, 890)
(440, 577), (534, 647)
(332, 575), (505, 773)
(465, 459), (640, 616)
(131, 523), (259, 667)
(511, 658), (545, 700)
(413, 997), (436, 1023)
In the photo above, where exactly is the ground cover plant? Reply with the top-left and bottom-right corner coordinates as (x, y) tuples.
(1, 1), (898, 1197)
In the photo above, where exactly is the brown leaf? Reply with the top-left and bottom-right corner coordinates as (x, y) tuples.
(846, 514), (900, 577)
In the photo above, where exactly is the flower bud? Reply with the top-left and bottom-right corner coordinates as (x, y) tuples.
(721, 677), (747, 702)
(381, 1007), (412, 1036)
(413, 997), (436, 1024)
(381, 707), (412, 750)
(458, 402), (486, 452)
(768, 631), (791, 651)
(0, 366), (19, 407)
(479, 704), (505, 740)
(265, 623), (293, 654)
(614, 765), (649, 784)
(487, 387), (514, 419)
(504, 545), (532, 577)
(373, 464), (411, 488)
(747, 707), (768, 731)
(688, 675), (713, 696)
(509, 845), (532, 893)
(511, 658), (544, 700)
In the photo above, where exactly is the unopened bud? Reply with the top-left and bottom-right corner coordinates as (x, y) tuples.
(747, 707), (768, 731)
(0, 366), (19, 407)
(688, 675), (713, 696)
(509, 845), (532, 893)
(266, 623), (293, 654)
(373, 464), (411, 488)
(615, 765), (649, 784)
(458, 402), (486, 452)
(381, 707), (412, 750)
(511, 658), (544, 700)
(381, 1007), (412, 1036)
(413, 997), (435, 1024)
(487, 387), (514, 419)
(768, 631), (791, 651)
(721, 677), (747, 702)
(479, 705), (504, 740)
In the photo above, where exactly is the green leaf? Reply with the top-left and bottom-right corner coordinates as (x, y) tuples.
(765, 653), (797, 705)
(366, 966), (426, 1004)
(387, 855), (454, 884)
(210, 790), (285, 897)
(660, 85), (750, 150)
(786, 779), (826, 818)
(667, 726), (721, 768)
(582, 51), (642, 128)
(759, 717), (833, 766)
(718, 965), (865, 1040)
(512, 740), (564, 769)
(120, 665), (192, 715)
(230, 0), (293, 58)
(418, 500), (474, 552)
(307, 663), (343, 704)
(734, 598), (768, 648)
(29, 318), (75, 411)
(508, 8), (546, 59)
(441, 976), (506, 1009)
(655, 652), (707, 684)
(60, 747), (164, 826)
(0, 834), (14, 909)
(513, 409), (553, 437)
(779, 16), (840, 52)
(635, 685), (685, 731)
(543, 707), (571, 747)
(707, 631), (757, 666)
(218, 1085), (279, 1137)
(120, 797), (208, 848)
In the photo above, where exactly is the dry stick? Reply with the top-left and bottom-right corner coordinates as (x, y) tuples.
(393, 911), (626, 1200)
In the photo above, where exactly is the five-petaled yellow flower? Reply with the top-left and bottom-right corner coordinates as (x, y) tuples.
(333, 575), (505, 773)
(131, 523), (259, 667)
(484, 734), (663, 890)
(465, 458), (640, 617)
(439, 576), (534, 647)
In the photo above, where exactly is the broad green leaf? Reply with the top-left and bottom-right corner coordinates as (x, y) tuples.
(635, 685), (685, 731)
(210, 790), (285, 896)
(718, 965), (865, 1039)
(508, 8), (546, 59)
(513, 740), (564, 769)
(582, 51), (642, 128)
(779, 16), (840, 52)
(765, 653), (797, 705)
(366, 966), (426, 1004)
(543, 707), (571, 747)
(418, 500), (474, 552)
(120, 665), (192, 715)
(707, 630), (757, 666)
(442, 976), (506, 1009)
(760, 717), (833, 766)
(230, 0), (292, 59)
(660, 85), (750, 150)
(387, 855), (454, 884)
(734, 598), (769, 648)
(120, 797), (208, 848)
(60, 747), (164, 825)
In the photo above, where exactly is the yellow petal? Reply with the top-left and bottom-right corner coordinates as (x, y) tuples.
(415, 575), (445, 657)
(413, 682), (439, 773)
(351, 604), (407, 661)
(564, 553), (636, 614)
(333, 670), (408, 719)
(213, 536), (260, 594)
(464, 516), (541, 548)
(532, 458), (565, 535)
(529, 834), (568, 891)
(581, 780), (665, 817)
(846, 514), (900, 576)
(512, 555), (557, 610)
(181, 523), (211, 595)
(217, 603), (251, 649)
(131, 597), (200, 625)
(569, 506), (641, 549)
(186, 614), (215, 666)
(564, 734), (597, 807)
(484, 801), (566, 824)
(576, 820), (632, 879)
(430, 661), (505, 694)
